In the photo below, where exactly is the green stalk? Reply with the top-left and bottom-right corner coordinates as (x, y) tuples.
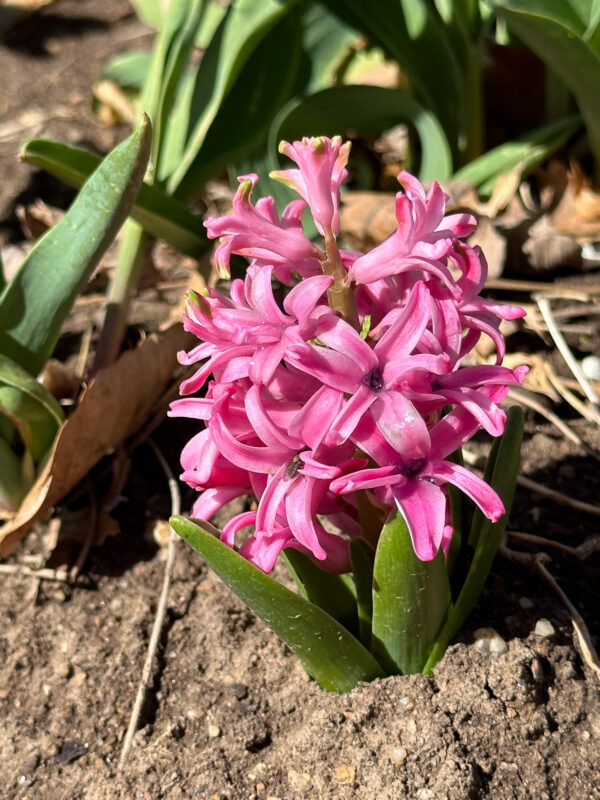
(92, 219), (152, 372)
(462, 44), (484, 165)
(323, 230), (359, 330)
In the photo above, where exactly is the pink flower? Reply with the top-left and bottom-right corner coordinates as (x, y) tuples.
(271, 136), (351, 236)
(204, 174), (322, 279)
(349, 172), (475, 288)
(173, 138), (526, 570)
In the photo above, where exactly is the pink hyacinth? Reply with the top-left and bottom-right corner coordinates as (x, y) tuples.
(171, 136), (526, 571)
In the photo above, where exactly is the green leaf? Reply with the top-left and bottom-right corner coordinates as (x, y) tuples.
(169, 0), (300, 198)
(270, 84), (453, 183)
(0, 354), (63, 463)
(489, 1), (600, 171)
(102, 51), (152, 91)
(303, 4), (359, 92)
(283, 549), (358, 633)
(20, 138), (208, 258)
(142, 0), (207, 180)
(170, 515), (385, 692)
(171, 4), (306, 191)
(0, 117), (151, 376)
(371, 511), (451, 674)
(0, 435), (30, 512)
(423, 406), (524, 673)
(128, 0), (164, 29)
(349, 538), (375, 647)
(318, 0), (465, 160)
(453, 115), (581, 195)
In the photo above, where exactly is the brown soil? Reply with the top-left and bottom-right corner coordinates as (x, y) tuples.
(1, 3), (600, 799)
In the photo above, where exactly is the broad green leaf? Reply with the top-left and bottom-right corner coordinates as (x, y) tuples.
(147, 0), (207, 180)
(453, 115), (581, 195)
(169, 0), (299, 198)
(283, 549), (358, 633)
(20, 138), (208, 258)
(318, 0), (465, 160)
(271, 84), (453, 183)
(172, 5), (306, 190)
(0, 435), (30, 512)
(303, 4), (359, 92)
(102, 51), (152, 91)
(129, 0), (163, 29)
(423, 406), (524, 673)
(371, 512), (451, 674)
(0, 354), (63, 463)
(171, 515), (385, 692)
(489, 1), (600, 170)
(349, 538), (375, 647)
(0, 250), (4, 294)
(0, 117), (151, 376)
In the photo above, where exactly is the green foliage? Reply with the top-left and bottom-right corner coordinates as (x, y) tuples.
(489, 0), (600, 176)
(372, 513), (451, 674)
(0, 119), (151, 377)
(20, 139), (208, 257)
(170, 515), (385, 693)
(172, 413), (523, 691)
(0, 120), (151, 510)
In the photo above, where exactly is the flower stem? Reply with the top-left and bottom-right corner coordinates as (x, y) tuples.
(322, 230), (359, 331)
(92, 219), (153, 373)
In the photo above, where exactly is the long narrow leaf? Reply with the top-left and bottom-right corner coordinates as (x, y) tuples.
(283, 549), (358, 633)
(423, 406), (524, 673)
(490, 1), (600, 170)
(174, 5), (306, 191)
(20, 138), (208, 257)
(271, 84), (453, 183)
(169, 0), (299, 198)
(318, 0), (465, 159)
(349, 538), (375, 647)
(0, 354), (63, 463)
(453, 115), (581, 195)
(371, 511), (451, 674)
(0, 118), (151, 376)
(171, 515), (384, 692)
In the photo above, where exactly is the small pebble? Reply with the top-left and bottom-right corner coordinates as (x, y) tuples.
(534, 618), (555, 638)
(581, 355), (600, 381)
(207, 724), (221, 739)
(333, 764), (356, 785)
(287, 769), (312, 790)
(519, 597), (534, 610)
(390, 747), (407, 765)
(474, 627), (508, 658)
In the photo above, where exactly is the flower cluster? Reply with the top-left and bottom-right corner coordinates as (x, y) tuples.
(171, 136), (526, 572)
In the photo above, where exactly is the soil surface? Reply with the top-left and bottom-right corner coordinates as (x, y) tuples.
(1, 3), (600, 799)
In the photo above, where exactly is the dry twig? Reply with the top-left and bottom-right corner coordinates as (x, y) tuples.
(119, 439), (180, 769)
(535, 294), (600, 412)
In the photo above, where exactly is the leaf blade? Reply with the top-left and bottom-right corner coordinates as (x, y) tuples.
(170, 515), (385, 692)
(0, 118), (152, 376)
(371, 511), (451, 675)
(20, 138), (208, 257)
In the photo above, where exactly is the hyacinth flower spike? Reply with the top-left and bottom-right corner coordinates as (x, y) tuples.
(170, 135), (526, 691)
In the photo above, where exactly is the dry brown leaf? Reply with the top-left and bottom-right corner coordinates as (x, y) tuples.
(339, 190), (396, 250)
(0, 323), (193, 556)
(548, 162), (600, 240)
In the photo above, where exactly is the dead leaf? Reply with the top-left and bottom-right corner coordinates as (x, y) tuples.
(0, 323), (193, 556)
(94, 80), (137, 127)
(548, 162), (600, 239)
(16, 200), (63, 241)
(522, 213), (582, 273)
(339, 190), (396, 250)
